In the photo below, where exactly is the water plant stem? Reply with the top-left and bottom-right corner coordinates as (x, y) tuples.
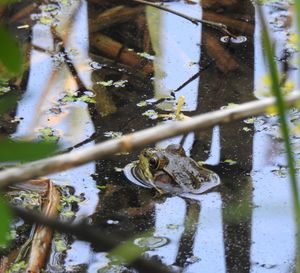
(0, 92), (299, 189)
(257, 5), (300, 272)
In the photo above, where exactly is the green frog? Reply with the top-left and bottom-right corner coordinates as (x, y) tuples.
(124, 144), (220, 194)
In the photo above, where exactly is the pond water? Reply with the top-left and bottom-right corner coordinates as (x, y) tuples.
(2, 0), (300, 272)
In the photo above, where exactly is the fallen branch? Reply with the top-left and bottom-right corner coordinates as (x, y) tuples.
(0, 92), (299, 189)
(130, 0), (237, 37)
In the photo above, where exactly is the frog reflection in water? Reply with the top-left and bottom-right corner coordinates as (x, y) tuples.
(134, 144), (220, 194)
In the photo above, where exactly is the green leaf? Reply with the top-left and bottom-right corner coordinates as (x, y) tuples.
(166, 224), (179, 230)
(0, 196), (11, 245)
(55, 239), (68, 252)
(61, 195), (81, 204)
(0, 26), (22, 74)
(38, 127), (60, 142)
(224, 159), (237, 165)
(9, 261), (27, 272)
(0, 138), (58, 162)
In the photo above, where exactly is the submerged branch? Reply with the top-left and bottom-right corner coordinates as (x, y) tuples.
(0, 92), (299, 189)
(129, 0), (237, 37)
(12, 206), (173, 273)
(26, 181), (60, 273)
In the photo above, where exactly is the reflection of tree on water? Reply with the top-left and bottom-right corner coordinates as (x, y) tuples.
(88, 0), (255, 272)
(191, 1), (255, 272)
(174, 199), (200, 267)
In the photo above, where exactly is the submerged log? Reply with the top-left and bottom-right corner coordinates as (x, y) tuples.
(203, 11), (254, 36)
(10, 3), (37, 23)
(90, 33), (153, 74)
(89, 5), (144, 33)
(25, 181), (60, 273)
(201, 0), (237, 9)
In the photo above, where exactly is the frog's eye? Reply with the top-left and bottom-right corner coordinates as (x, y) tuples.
(149, 156), (159, 170)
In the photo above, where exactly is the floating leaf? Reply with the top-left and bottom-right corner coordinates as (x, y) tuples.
(142, 109), (158, 119)
(133, 236), (169, 249)
(61, 195), (81, 205)
(61, 94), (76, 102)
(97, 185), (107, 190)
(244, 117), (255, 124)
(0, 26), (22, 75)
(78, 95), (96, 104)
(197, 161), (205, 166)
(8, 261), (27, 272)
(96, 79), (127, 88)
(61, 210), (75, 218)
(0, 138), (58, 162)
(224, 159), (237, 165)
(136, 101), (147, 107)
(38, 127), (60, 142)
(55, 239), (68, 252)
(166, 224), (179, 230)
(39, 16), (54, 25)
(97, 80), (113, 87)
(114, 167), (123, 172)
(242, 127), (251, 132)
(104, 131), (123, 139)
(0, 80), (10, 95)
(113, 80), (127, 88)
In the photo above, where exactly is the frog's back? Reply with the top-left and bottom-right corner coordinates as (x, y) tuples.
(163, 151), (212, 192)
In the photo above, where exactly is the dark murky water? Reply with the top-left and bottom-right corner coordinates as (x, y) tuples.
(1, 0), (300, 272)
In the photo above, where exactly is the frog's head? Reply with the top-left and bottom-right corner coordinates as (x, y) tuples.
(136, 148), (169, 183)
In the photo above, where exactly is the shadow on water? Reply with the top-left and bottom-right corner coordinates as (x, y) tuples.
(1, 0), (298, 272)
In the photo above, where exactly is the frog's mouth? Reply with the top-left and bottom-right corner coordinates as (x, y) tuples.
(123, 161), (153, 188)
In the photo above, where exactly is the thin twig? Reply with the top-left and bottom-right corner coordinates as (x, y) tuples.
(130, 0), (237, 37)
(0, 92), (299, 189)
(174, 62), (212, 92)
(12, 206), (173, 273)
